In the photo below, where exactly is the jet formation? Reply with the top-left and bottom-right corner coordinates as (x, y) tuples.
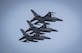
(19, 10), (63, 43)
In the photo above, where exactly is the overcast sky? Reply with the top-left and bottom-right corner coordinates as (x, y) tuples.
(0, 0), (82, 53)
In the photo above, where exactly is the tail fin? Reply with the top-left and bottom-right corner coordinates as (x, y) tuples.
(31, 10), (40, 17)
(20, 29), (27, 36)
(44, 12), (56, 17)
(27, 20), (34, 28)
(44, 12), (52, 17)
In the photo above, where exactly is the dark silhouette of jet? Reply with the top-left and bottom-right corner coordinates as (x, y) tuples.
(30, 10), (63, 25)
(19, 29), (38, 42)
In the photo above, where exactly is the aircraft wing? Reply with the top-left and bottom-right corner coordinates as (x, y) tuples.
(31, 40), (38, 42)
(22, 39), (38, 42)
(26, 28), (32, 32)
(30, 18), (36, 22)
(34, 21), (39, 25)
(19, 36), (25, 40)
(30, 31), (34, 34)
(22, 39), (27, 42)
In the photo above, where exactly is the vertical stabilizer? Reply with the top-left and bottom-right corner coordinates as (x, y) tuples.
(31, 10), (40, 17)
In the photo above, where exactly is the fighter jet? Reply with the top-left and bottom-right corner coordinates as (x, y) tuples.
(30, 10), (63, 25)
(30, 10), (50, 25)
(25, 20), (55, 34)
(19, 29), (38, 42)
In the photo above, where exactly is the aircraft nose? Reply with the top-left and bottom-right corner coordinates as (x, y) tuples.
(55, 30), (58, 32)
(57, 19), (63, 21)
(46, 37), (51, 39)
(52, 29), (58, 32)
(48, 37), (51, 39)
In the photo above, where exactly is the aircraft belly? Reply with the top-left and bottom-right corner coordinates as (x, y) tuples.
(41, 36), (51, 39)
(40, 28), (51, 32)
(33, 36), (43, 40)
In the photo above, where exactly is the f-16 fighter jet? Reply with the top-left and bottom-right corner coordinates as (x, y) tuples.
(19, 29), (38, 42)
(26, 20), (54, 34)
(30, 10), (63, 25)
